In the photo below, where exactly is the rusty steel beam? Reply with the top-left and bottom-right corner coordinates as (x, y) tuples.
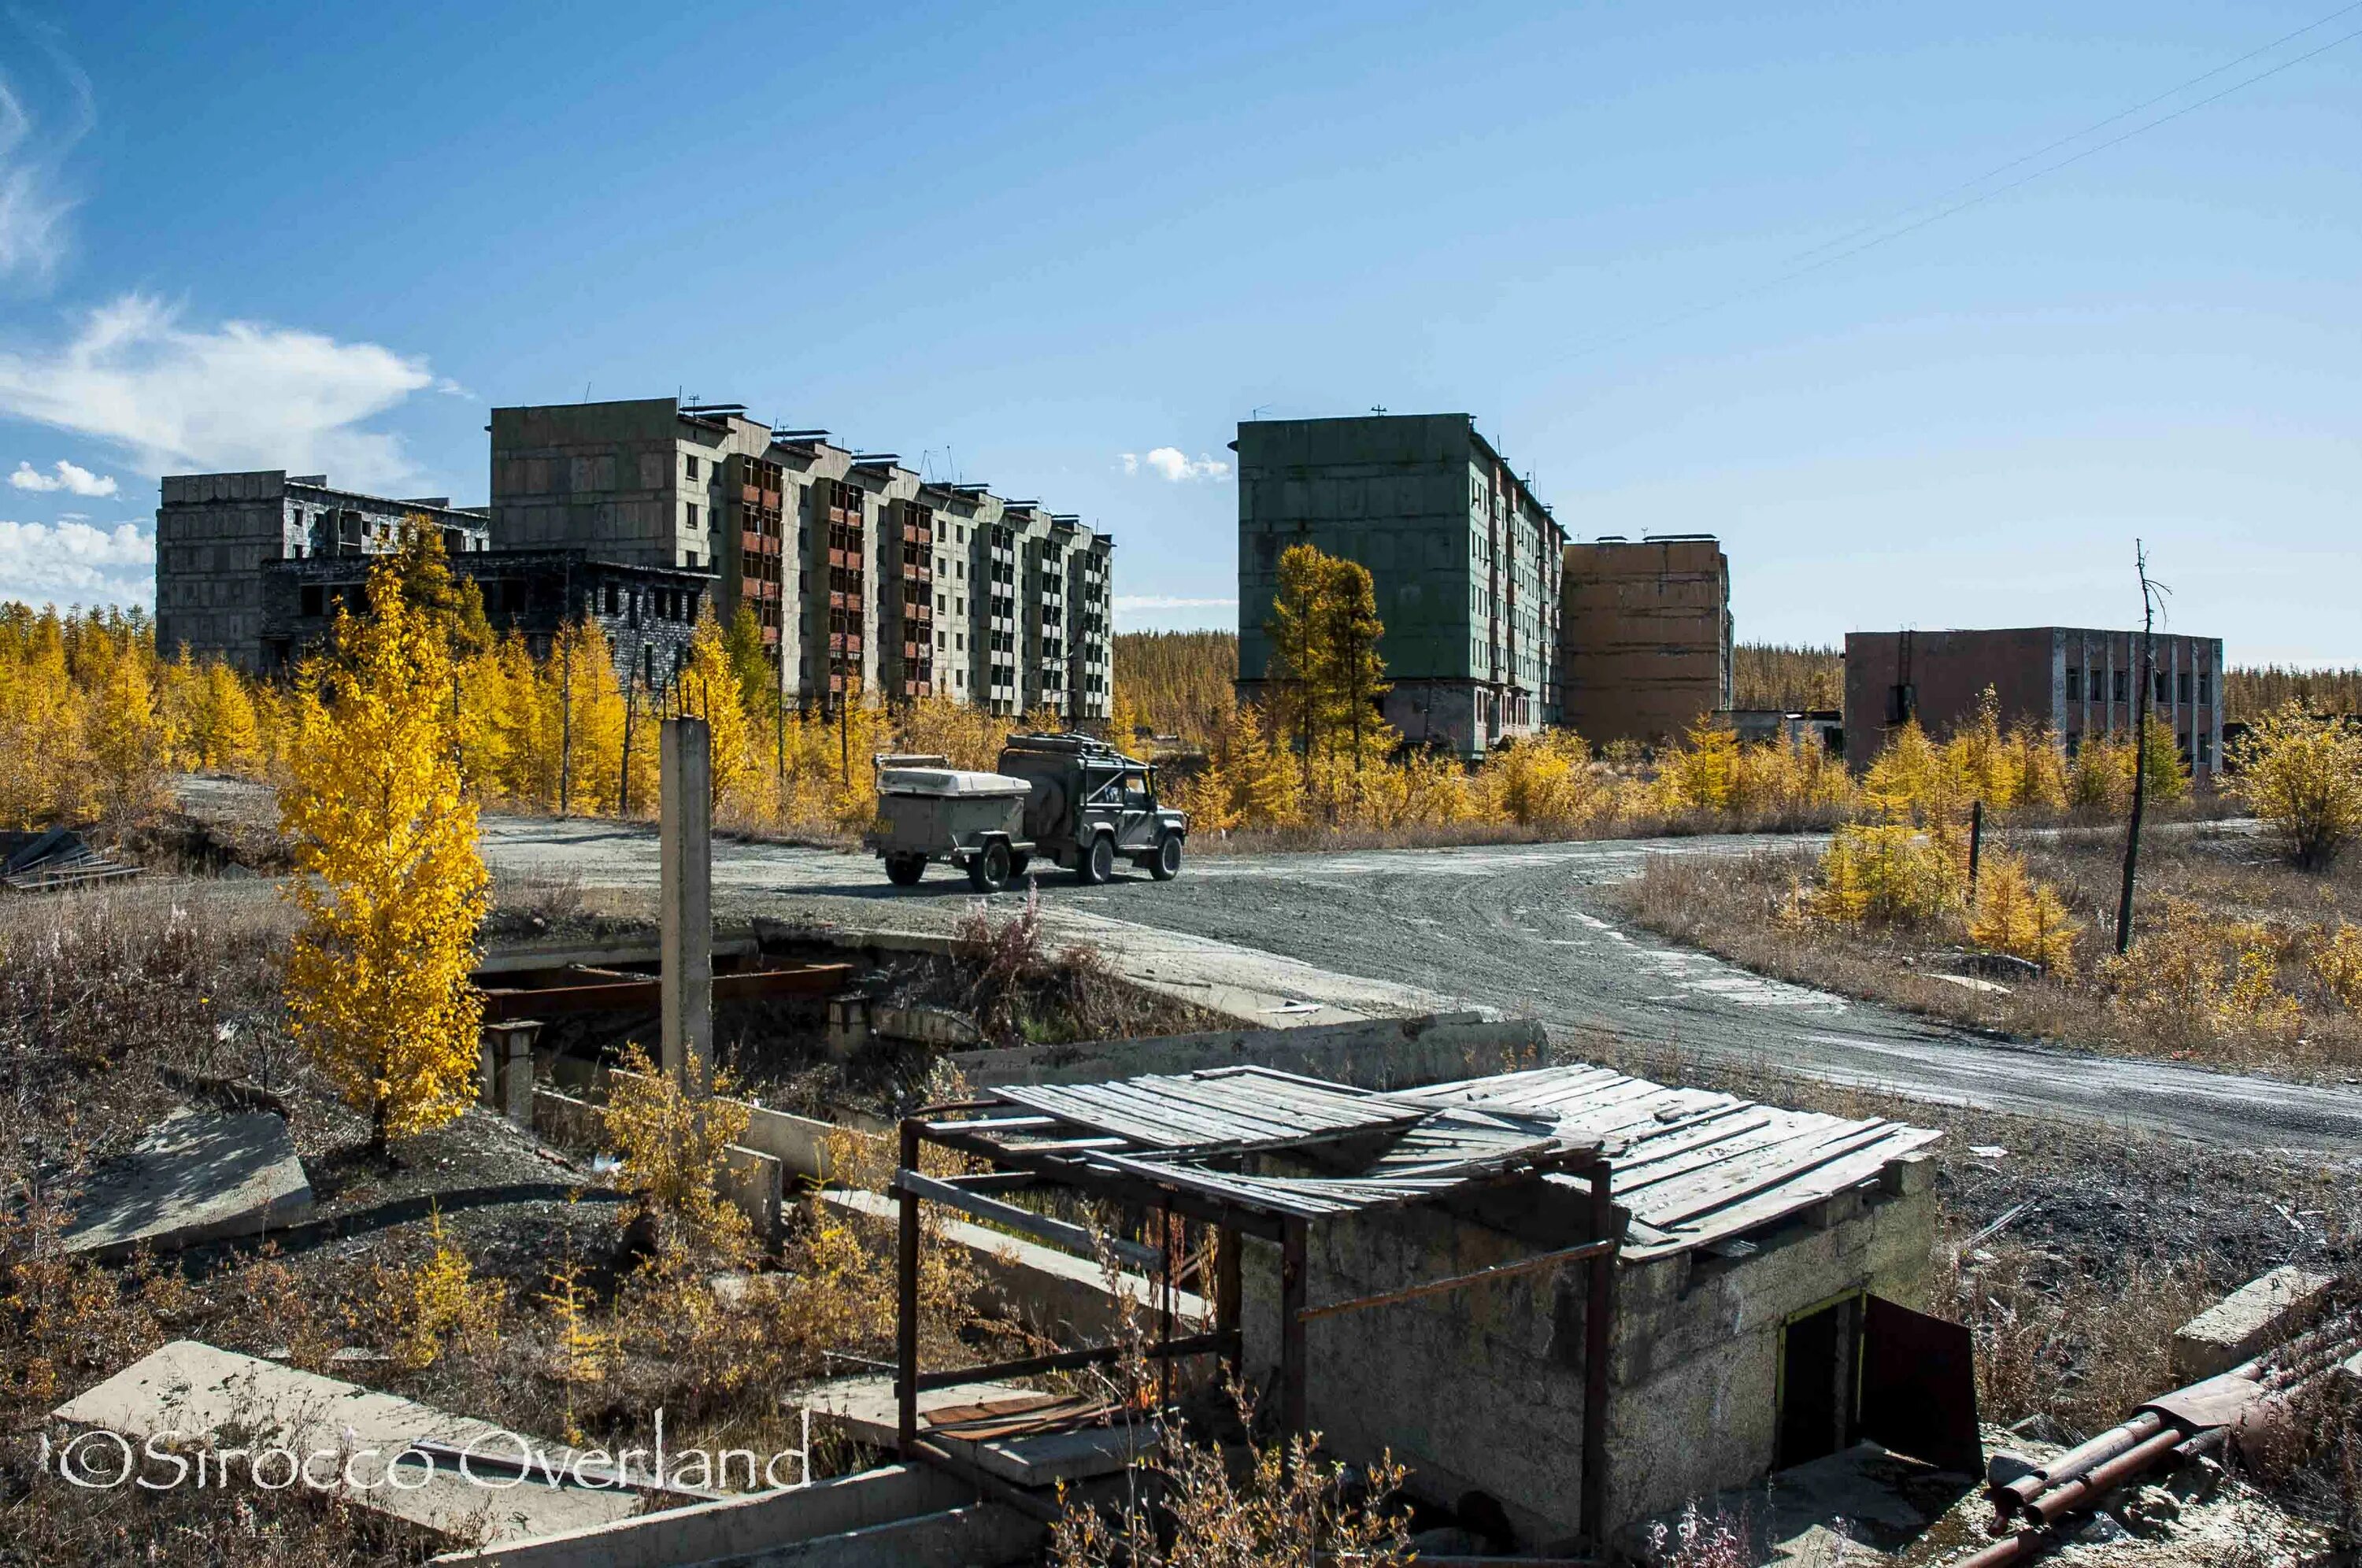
(479, 962), (855, 1021)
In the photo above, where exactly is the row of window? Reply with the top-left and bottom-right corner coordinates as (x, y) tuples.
(2063, 668), (2211, 704)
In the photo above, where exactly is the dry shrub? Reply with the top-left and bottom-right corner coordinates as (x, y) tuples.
(2100, 898), (2305, 1052)
(1939, 1237), (2216, 1437)
(1051, 1390), (1412, 1568)
(952, 884), (1048, 1042)
(1644, 1501), (1756, 1568)
(1968, 851), (2081, 974)
(386, 1209), (504, 1371)
(600, 1041), (754, 1259)
(1805, 822), (1964, 926)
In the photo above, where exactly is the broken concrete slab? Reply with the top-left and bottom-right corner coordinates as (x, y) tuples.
(820, 1186), (1206, 1340)
(53, 1341), (656, 1546)
(803, 1375), (1153, 1488)
(2171, 1266), (2336, 1382)
(61, 1108), (314, 1259)
(434, 1460), (984, 1568)
(695, 1501), (1042, 1568)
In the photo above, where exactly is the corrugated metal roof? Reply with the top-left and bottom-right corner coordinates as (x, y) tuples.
(1399, 1064), (1939, 1260)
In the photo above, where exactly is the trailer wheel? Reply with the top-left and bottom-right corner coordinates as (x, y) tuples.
(1009, 851), (1032, 879)
(884, 854), (926, 886)
(1077, 833), (1116, 886)
(1150, 833), (1183, 881)
(968, 840), (1013, 893)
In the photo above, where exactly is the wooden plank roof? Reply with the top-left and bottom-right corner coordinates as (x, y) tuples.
(946, 1067), (1603, 1221)
(1399, 1064), (1939, 1260)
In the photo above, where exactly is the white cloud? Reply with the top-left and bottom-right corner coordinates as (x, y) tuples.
(9, 457), (114, 495)
(0, 517), (150, 608)
(0, 295), (436, 490)
(1120, 446), (1230, 483)
(0, 51), (92, 287)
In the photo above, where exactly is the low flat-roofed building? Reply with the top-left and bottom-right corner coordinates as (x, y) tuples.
(1844, 627), (2226, 779)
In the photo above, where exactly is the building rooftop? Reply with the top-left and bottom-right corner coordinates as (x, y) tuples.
(1400, 1063), (1938, 1261)
(929, 1065), (1604, 1222)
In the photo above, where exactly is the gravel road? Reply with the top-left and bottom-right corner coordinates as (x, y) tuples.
(465, 809), (2362, 1157)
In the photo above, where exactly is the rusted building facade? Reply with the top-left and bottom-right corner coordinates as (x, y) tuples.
(1844, 627), (2226, 779)
(1557, 535), (1733, 745)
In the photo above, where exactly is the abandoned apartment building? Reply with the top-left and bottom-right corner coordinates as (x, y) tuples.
(1557, 534), (1734, 747)
(490, 397), (1113, 720)
(151, 395), (1116, 720)
(1233, 412), (1566, 756)
(1845, 626), (2227, 780)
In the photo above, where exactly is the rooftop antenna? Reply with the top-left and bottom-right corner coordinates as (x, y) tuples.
(1371, 405), (1387, 415)
(582, 381), (591, 403)
(1249, 405), (1270, 421)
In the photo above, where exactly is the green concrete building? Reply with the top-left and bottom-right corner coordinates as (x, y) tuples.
(1235, 413), (1564, 754)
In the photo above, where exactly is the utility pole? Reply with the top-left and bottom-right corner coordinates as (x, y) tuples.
(557, 629), (573, 816)
(2116, 542), (2161, 956)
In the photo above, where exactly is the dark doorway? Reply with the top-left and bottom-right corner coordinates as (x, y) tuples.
(1777, 1296), (1853, 1470)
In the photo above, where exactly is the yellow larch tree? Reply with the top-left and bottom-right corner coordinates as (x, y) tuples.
(280, 551), (490, 1157)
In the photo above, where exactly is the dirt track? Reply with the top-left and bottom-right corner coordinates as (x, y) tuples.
(457, 805), (2362, 1158)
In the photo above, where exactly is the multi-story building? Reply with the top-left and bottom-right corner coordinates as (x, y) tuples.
(489, 398), (1113, 720)
(1843, 627), (2227, 781)
(1557, 535), (1734, 745)
(152, 470), (712, 680)
(1235, 412), (1564, 755)
(154, 471), (492, 669)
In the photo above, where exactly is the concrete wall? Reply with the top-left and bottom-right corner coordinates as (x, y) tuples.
(1559, 538), (1732, 745)
(1844, 627), (2226, 779)
(1235, 413), (1564, 755)
(948, 1012), (1549, 1093)
(1238, 1161), (1938, 1546)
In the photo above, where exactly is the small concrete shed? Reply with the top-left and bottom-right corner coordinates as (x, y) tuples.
(1240, 1063), (1960, 1548)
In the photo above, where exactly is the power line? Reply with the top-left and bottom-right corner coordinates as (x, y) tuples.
(1782, 0), (2362, 271)
(1572, 12), (2362, 359)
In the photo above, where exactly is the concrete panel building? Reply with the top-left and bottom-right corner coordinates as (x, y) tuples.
(1235, 413), (1564, 755)
(154, 472), (491, 670)
(1844, 627), (2226, 780)
(1558, 535), (1732, 745)
(491, 398), (1112, 720)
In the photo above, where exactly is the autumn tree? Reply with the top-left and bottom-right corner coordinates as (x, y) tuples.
(1264, 543), (1391, 781)
(280, 552), (490, 1158)
(2234, 701), (2362, 869)
(676, 607), (754, 809)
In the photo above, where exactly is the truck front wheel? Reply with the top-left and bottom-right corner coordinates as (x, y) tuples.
(885, 854), (926, 886)
(1150, 833), (1183, 881)
(968, 841), (1013, 893)
(1077, 833), (1116, 886)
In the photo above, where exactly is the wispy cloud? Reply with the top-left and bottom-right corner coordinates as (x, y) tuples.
(1120, 446), (1231, 483)
(0, 296), (437, 489)
(9, 457), (113, 495)
(0, 38), (94, 288)
(0, 517), (150, 608)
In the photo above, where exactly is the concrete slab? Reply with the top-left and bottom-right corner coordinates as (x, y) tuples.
(54, 1341), (650, 1545)
(820, 1187), (1206, 1339)
(950, 1011), (1549, 1093)
(61, 1108), (314, 1259)
(436, 1462), (984, 1568)
(802, 1375), (1153, 1488)
(693, 1502), (1042, 1568)
(2171, 1266), (2336, 1382)
(1616, 1443), (1969, 1565)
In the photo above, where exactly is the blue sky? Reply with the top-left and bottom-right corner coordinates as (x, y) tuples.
(0, 1), (2354, 661)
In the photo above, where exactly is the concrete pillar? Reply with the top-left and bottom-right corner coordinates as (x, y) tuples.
(661, 717), (713, 1096)
(825, 991), (874, 1060)
(479, 1019), (542, 1123)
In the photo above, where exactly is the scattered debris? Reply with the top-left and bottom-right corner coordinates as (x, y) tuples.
(1, 825), (141, 891)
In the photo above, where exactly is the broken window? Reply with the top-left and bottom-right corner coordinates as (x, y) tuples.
(2178, 671), (2191, 704)
(2113, 670), (2129, 703)
(2064, 668), (2080, 701)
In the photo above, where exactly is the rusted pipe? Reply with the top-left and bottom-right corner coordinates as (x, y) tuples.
(1958, 1424), (2221, 1568)
(1992, 1410), (2164, 1514)
(2025, 1422), (2188, 1524)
